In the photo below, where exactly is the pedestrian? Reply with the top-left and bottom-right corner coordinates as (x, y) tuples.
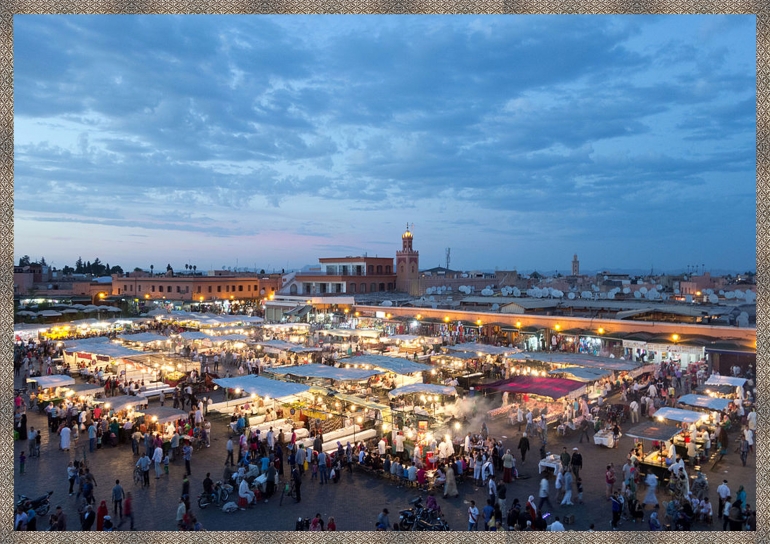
(502, 449), (515, 483)
(136, 452), (151, 487)
(152, 444), (163, 479)
(292, 465), (302, 503)
(19, 451), (26, 474)
(605, 464), (616, 499)
(482, 498), (495, 531)
(717, 480), (731, 519)
(225, 437), (234, 466)
(376, 508), (390, 531)
(163, 453), (170, 475)
(183, 440), (193, 476)
(88, 422), (97, 453)
(517, 433), (530, 463)
(96, 500), (108, 531)
(28, 426), (37, 458)
(118, 492), (134, 530)
(554, 468), (564, 502)
(561, 469), (574, 506)
(576, 477), (584, 504)
(467, 500), (479, 531)
(318, 450), (328, 484)
(111, 479), (125, 519)
(80, 504), (95, 531)
(611, 491), (622, 529)
(570, 447), (582, 478)
(537, 474), (554, 512)
(578, 418), (591, 443)
(176, 497), (186, 530)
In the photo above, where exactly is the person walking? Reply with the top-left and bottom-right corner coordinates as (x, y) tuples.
(610, 491), (622, 529)
(578, 418), (591, 443)
(376, 508), (390, 531)
(80, 505), (95, 531)
(118, 492), (134, 530)
(152, 444), (163, 479)
(570, 447), (582, 479)
(183, 441), (193, 476)
(225, 437), (234, 467)
(67, 462), (77, 495)
(561, 469), (574, 506)
(136, 453), (151, 488)
(111, 480), (125, 520)
(468, 500), (479, 531)
(318, 450), (328, 484)
(517, 433), (530, 463)
(537, 474), (554, 513)
(502, 449), (515, 483)
(717, 480), (731, 520)
(292, 465), (302, 503)
(605, 464), (616, 500)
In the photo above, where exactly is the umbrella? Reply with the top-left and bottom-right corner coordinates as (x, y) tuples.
(38, 310), (62, 317)
(61, 309), (80, 314)
(16, 310), (37, 316)
(71, 304), (86, 309)
(105, 306), (122, 312)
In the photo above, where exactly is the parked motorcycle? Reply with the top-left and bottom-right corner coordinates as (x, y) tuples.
(17, 490), (53, 517)
(197, 482), (231, 509)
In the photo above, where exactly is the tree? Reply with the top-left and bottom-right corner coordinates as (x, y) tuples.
(109, 265), (124, 275)
(18, 255), (31, 266)
(133, 267), (144, 273)
(85, 260), (92, 274)
(39, 256), (47, 266)
(75, 257), (84, 274)
(260, 269), (265, 274)
(62, 265), (75, 275)
(150, 264), (154, 276)
(193, 265), (197, 275)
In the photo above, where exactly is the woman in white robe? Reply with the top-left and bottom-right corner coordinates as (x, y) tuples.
(643, 473), (659, 507)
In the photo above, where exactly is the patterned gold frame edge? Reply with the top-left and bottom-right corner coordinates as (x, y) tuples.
(1, 1), (765, 543)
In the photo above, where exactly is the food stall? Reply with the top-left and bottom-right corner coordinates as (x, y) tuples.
(653, 407), (710, 461)
(548, 366), (611, 383)
(342, 354), (432, 388)
(26, 375), (77, 409)
(676, 394), (732, 421)
(482, 375), (587, 427)
(625, 420), (684, 480)
(61, 382), (105, 403)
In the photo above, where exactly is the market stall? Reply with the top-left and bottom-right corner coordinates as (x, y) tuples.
(342, 354), (431, 389)
(653, 407), (710, 462)
(482, 375), (587, 427)
(548, 366), (611, 382)
(676, 394), (733, 413)
(625, 421), (683, 480)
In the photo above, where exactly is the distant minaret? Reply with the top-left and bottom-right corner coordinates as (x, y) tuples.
(396, 224), (420, 296)
(571, 254), (580, 276)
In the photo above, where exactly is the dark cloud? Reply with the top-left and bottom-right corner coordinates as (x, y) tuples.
(14, 15), (755, 270)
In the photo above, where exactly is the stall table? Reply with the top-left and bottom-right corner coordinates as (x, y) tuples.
(593, 430), (620, 448)
(538, 454), (563, 474)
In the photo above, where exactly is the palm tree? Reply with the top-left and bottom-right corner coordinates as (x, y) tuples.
(193, 265), (197, 275)
(150, 264), (154, 277)
(185, 264), (189, 274)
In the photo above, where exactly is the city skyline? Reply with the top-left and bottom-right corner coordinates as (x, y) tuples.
(14, 15), (756, 272)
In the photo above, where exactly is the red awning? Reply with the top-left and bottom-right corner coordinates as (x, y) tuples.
(482, 375), (586, 400)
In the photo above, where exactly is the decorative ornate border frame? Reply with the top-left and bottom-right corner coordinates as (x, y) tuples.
(1, 2), (765, 543)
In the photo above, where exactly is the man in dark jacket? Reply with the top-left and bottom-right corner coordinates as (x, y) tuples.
(518, 433), (530, 463)
(292, 466), (302, 503)
(571, 448), (583, 478)
(81, 505), (96, 531)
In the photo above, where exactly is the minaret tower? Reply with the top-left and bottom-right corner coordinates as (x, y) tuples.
(571, 254), (580, 276)
(396, 224), (420, 296)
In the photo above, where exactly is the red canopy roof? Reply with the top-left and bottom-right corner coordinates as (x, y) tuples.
(482, 375), (586, 400)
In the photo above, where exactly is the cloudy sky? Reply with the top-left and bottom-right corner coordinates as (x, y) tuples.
(14, 15), (756, 274)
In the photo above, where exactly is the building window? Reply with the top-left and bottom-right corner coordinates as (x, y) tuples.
(304, 284), (312, 294)
(185, 286), (189, 293)
(232, 285), (236, 292)
(349, 283), (356, 293)
(217, 286), (221, 293)
(356, 265), (363, 275)
(238, 285), (243, 292)
(226, 285), (229, 292)
(335, 283), (342, 293)
(247, 285), (251, 291)
(385, 265), (391, 274)
(197, 286), (201, 293)
(379, 283), (385, 292)
(138, 285), (141, 292)
(124, 284), (127, 291)
(158, 286), (162, 293)
(360, 283), (366, 293)
(368, 265), (374, 274)
(400, 264), (405, 273)
(208, 286), (212, 293)
(377, 265), (383, 274)
(290, 284), (298, 295)
(168, 286), (172, 293)
(370, 283), (376, 293)
(411, 265), (416, 274)
(387, 283), (394, 290)
(254, 284), (258, 291)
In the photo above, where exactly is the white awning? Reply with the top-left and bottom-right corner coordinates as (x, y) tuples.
(388, 384), (458, 398)
(27, 375), (76, 389)
(212, 376), (310, 399)
(654, 407), (708, 424)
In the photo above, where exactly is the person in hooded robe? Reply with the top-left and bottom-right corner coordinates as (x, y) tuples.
(443, 463), (459, 498)
(643, 473), (659, 508)
(59, 423), (72, 452)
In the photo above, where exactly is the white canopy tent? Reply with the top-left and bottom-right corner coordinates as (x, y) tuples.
(388, 383), (458, 398)
(676, 394), (733, 412)
(27, 375), (76, 389)
(270, 363), (384, 382)
(654, 407), (708, 424)
(103, 395), (148, 412)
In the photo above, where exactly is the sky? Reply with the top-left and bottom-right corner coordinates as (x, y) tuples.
(13, 15), (756, 275)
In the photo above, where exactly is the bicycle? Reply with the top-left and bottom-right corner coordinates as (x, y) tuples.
(133, 466), (143, 486)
